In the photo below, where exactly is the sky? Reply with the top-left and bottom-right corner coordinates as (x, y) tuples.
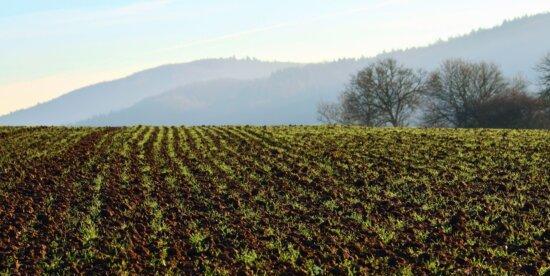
(1, 0), (550, 116)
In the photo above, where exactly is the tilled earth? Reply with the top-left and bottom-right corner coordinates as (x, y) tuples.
(0, 126), (548, 275)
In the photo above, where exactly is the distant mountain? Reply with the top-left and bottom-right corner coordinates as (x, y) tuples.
(0, 58), (297, 125)
(82, 13), (550, 126)
(3, 13), (550, 126)
(80, 60), (371, 125)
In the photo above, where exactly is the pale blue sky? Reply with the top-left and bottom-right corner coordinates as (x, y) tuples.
(1, 0), (550, 115)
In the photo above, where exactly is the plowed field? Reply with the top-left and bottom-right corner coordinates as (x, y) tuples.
(0, 126), (548, 274)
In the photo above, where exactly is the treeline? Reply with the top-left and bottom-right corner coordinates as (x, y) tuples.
(319, 54), (550, 129)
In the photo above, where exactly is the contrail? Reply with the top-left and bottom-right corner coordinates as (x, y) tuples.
(154, 0), (407, 53)
(155, 22), (292, 53)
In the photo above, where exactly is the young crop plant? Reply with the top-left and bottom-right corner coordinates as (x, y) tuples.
(189, 230), (209, 253)
(278, 244), (300, 267)
(237, 249), (259, 267)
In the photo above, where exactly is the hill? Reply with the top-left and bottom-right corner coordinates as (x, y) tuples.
(0, 126), (548, 274)
(2, 13), (550, 126)
(379, 13), (550, 74)
(0, 59), (297, 125)
(81, 60), (369, 125)
(82, 13), (550, 126)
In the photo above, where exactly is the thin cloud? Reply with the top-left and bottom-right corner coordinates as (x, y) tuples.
(0, 0), (174, 39)
(56, 0), (174, 24)
(155, 23), (292, 53)
(154, 0), (408, 53)
(1, 0), (173, 26)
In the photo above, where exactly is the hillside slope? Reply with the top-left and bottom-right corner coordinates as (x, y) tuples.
(81, 59), (370, 125)
(379, 13), (550, 75)
(3, 13), (550, 126)
(0, 59), (297, 125)
(83, 13), (550, 126)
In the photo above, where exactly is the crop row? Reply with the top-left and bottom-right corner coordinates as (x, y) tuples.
(0, 126), (548, 274)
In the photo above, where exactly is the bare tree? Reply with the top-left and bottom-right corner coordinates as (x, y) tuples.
(317, 89), (379, 125)
(339, 80), (382, 126)
(536, 53), (550, 101)
(422, 59), (508, 128)
(318, 58), (425, 126)
(317, 101), (342, 124)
